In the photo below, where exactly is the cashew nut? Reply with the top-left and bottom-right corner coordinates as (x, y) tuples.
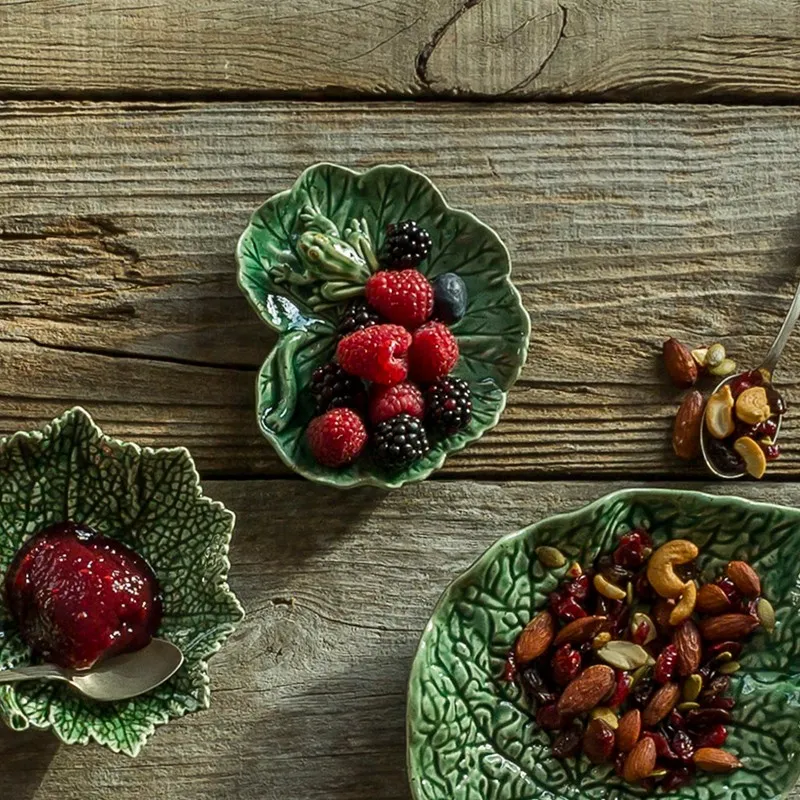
(669, 580), (697, 625)
(646, 539), (698, 598)
(735, 387), (771, 425)
(705, 385), (735, 440)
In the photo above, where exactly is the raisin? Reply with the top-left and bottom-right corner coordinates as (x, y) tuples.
(668, 709), (686, 731)
(686, 707), (732, 730)
(662, 767), (693, 791)
(671, 731), (695, 764)
(551, 724), (582, 759)
(631, 678), (655, 709)
(704, 696), (735, 711)
(643, 731), (677, 760)
(706, 641), (742, 661)
(537, 703), (568, 731)
(699, 674), (730, 702)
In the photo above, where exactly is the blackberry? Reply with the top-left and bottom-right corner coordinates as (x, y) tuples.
(383, 220), (432, 269)
(309, 363), (365, 415)
(372, 413), (430, 468)
(432, 272), (468, 324)
(425, 377), (472, 436)
(337, 298), (382, 339)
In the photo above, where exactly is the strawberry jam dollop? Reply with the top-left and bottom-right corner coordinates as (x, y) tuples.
(5, 521), (162, 670)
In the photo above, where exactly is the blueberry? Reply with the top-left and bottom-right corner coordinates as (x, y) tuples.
(432, 273), (467, 324)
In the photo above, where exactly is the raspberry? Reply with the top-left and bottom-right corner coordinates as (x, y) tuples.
(365, 269), (433, 330)
(309, 362), (365, 415)
(425, 377), (472, 436)
(369, 381), (424, 425)
(383, 220), (432, 269)
(409, 321), (459, 384)
(306, 408), (367, 468)
(372, 413), (430, 468)
(336, 324), (411, 386)
(337, 298), (383, 338)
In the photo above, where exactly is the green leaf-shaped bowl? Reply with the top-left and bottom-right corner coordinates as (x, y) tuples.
(0, 408), (244, 756)
(407, 489), (800, 800)
(237, 163), (530, 489)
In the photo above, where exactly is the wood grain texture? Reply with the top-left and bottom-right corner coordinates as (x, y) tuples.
(1, 479), (799, 799)
(0, 0), (800, 100)
(3, 101), (800, 478)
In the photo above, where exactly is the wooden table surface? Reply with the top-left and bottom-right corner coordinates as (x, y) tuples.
(2, 2), (800, 798)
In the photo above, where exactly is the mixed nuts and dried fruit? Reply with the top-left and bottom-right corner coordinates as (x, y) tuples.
(301, 219), (473, 471)
(664, 338), (787, 478)
(506, 530), (773, 790)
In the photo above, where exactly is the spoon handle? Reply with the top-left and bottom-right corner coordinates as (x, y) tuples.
(0, 664), (68, 684)
(761, 277), (800, 376)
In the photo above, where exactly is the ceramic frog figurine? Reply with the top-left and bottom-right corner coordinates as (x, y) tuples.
(272, 205), (379, 309)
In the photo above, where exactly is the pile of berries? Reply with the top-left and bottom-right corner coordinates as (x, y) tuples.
(507, 530), (773, 790)
(306, 220), (472, 471)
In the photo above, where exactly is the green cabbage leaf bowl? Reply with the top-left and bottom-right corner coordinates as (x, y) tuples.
(0, 408), (244, 756)
(408, 489), (800, 800)
(237, 163), (530, 489)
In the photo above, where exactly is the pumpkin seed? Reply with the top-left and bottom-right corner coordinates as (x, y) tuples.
(682, 674), (703, 702)
(536, 546), (567, 569)
(757, 598), (776, 633)
(677, 701), (700, 712)
(594, 573), (627, 601)
(649, 769), (668, 779)
(592, 632), (612, 650)
(713, 651), (733, 664)
(706, 342), (726, 368)
(718, 660), (741, 675)
(590, 707), (619, 730)
(597, 641), (650, 670)
(709, 357), (737, 377)
(631, 612), (656, 645)
(626, 581), (634, 606)
(631, 664), (652, 687)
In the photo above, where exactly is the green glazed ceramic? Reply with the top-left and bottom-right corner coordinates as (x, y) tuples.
(407, 489), (800, 800)
(237, 163), (530, 489)
(0, 408), (244, 756)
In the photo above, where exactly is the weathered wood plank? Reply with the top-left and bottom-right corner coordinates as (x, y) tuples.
(3, 102), (800, 478)
(1, 1), (800, 101)
(2, 479), (799, 799)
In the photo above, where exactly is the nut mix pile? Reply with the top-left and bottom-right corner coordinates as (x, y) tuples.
(507, 531), (774, 790)
(306, 221), (473, 471)
(665, 338), (787, 478)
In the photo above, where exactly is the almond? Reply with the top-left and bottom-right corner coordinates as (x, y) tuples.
(557, 665), (616, 716)
(726, 561), (761, 598)
(623, 737), (656, 783)
(674, 619), (702, 676)
(616, 708), (641, 753)
(642, 682), (680, 727)
(554, 615), (608, 647)
(669, 580), (697, 625)
(673, 391), (705, 460)
(647, 539), (698, 599)
(694, 747), (742, 773)
(663, 338), (698, 389)
(515, 610), (555, 664)
(696, 583), (731, 614)
(699, 613), (760, 642)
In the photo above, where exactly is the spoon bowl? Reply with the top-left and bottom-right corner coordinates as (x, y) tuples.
(0, 639), (184, 702)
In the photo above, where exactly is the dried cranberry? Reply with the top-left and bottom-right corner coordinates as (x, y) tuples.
(634, 570), (654, 600)
(503, 652), (517, 682)
(566, 572), (591, 602)
(537, 703), (568, 731)
(613, 530), (652, 569)
(764, 443), (781, 461)
(632, 620), (649, 645)
(552, 644), (582, 686)
(715, 576), (740, 604)
(704, 696), (735, 711)
(551, 724), (582, 759)
(654, 644), (678, 683)
(730, 370), (763, 397)
(668, 709), (686, 731)
(602, 564), (632, 584)
(614, 750), (627, 778)
(555, 596), (587, 622)
(706, 641), (742, 661)
(643, 731), (677, 760)
(671, 731), (695, 763)
(608, 670), (632, 707)
(699, 674), (730, 701)
(694, 724), (728, 748)
(755, 418), (779, 438)
(742, 597), (760, 618)
(662, 767), (693, 791)
(686, 707), (732, 730)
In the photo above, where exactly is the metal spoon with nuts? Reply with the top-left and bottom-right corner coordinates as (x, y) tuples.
(701, 279), (800, 479)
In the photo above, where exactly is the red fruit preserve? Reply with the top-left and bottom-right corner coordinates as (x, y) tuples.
(5, 522), (162, 670)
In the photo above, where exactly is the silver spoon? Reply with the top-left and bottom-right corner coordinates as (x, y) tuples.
(701, 278), (800, 478)
(0, 638), (183, 702)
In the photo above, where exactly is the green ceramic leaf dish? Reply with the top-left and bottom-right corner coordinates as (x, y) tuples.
(236, 163), (530, 489)
(0, 408), (244, 756)
(407, 489), (800, 800)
